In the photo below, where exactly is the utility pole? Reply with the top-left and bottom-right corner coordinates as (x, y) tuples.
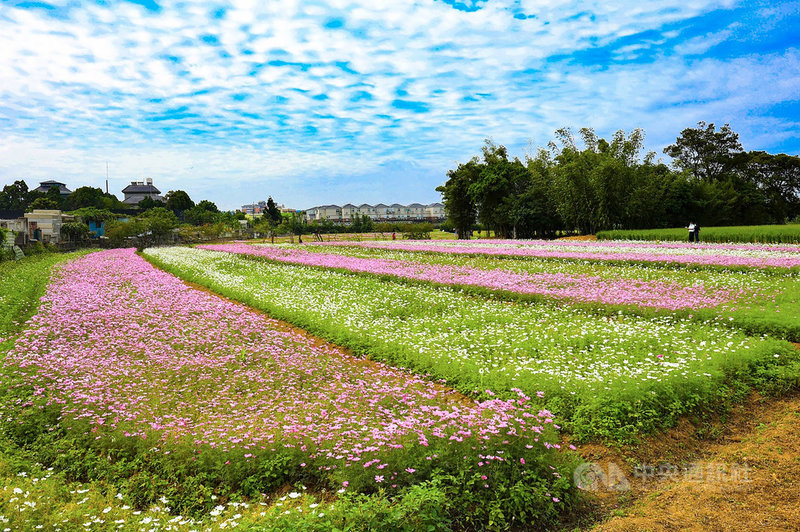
(105, 162), (109, 194)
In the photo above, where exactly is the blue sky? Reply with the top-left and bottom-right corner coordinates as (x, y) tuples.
(1, 0), (798, 210)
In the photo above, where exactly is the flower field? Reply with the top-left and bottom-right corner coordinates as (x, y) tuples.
(198, 243), (744, 310)
(3, 239), (799, 530)
(0, 249), (575, 530)
(145, 246), (799, 441)
(291, 240), (800, 341)
(315, 239), (800, 269)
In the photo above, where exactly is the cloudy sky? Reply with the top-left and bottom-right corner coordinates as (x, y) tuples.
(1, 0), (798, 210)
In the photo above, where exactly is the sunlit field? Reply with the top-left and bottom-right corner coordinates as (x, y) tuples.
(2, 239), (798, 530)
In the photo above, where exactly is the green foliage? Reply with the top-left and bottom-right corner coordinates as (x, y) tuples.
(28, 197), (60, 211)
(467, 141), (529, 239)
(45, 186), (65, 209)
(436, 158), (479, 239)
(68, 207), (116, 223)
(23, 240), (58, 256)
(437, 124), (800, 236)
(597, 224), (800, 244)
(137, 196), (166, 210)
(60, 221), (91, 242)
(103, 208), (179, 248)
(184, 201), (221, 225)
(0, 180), (34, 211)
(266, 197), (282, 225)
(745, 151), (800, 222)
(350, 214), (374, 233)
(165, 190), (195, 218)
(400, 223), (433, 240)
(664, 121), (744, 182)
(62, 186), (126, 211)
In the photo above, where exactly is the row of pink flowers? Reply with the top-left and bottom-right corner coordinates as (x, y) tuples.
(200, 244), (744, 309)
(314, 240), (800, 269)
(3, 249), (555, 476)
(451, 239), (800, 253)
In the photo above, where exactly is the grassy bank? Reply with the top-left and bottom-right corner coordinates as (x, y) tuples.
(597, 224), (800, 243)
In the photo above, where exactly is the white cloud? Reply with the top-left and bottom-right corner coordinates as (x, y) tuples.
(0, 0), (796, 209)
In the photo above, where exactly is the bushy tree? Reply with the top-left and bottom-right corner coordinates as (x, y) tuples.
(467, 141), (529, 238)
(62, 186), (124, 211)
(27, 197), (60, 211)
(164, 190), (195, 218)
(0, 180), (34, 211)
(60, 221), (91, 243)
(45, 186), (65, 209)
(437, 159), (480, 239)
(183, 200), (222, 226)
(664, 122), (743, 182)
(743, 151), (800, 222)
(70, 207), (116, 224)
(137, 196), (165, 211)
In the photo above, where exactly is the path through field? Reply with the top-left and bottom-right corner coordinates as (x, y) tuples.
(586, 390), (800, 531)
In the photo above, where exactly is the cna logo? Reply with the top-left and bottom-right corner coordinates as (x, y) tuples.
(573, 462), (631, 491)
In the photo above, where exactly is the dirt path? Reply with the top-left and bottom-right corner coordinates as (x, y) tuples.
(577, 391), (800, 531)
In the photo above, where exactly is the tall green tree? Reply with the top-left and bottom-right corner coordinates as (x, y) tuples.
(0, 180), (33, 211)
(437, 159), (480, 239)
(138, 207), (179, 247)
(45, 186), (65, 209)
(549, 128), (657, 233)
(467, 141), (529, 238)
(515, 149), (562, 238)
(165, 190), (195, 218)
(663, 122), (744, 182)
(743, 152), (800, 222)
(266, 197), (282, 225)
(63, 186), (124, 211)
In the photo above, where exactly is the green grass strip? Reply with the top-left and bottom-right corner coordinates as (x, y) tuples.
(597, 224), (800, 243)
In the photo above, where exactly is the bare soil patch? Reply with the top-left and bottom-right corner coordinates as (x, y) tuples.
(558, 235), (598, 241)
(573, 391), (800, 531)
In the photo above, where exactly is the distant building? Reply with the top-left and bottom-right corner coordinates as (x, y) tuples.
(304, 203), (446, 223)
(24, 209), (75, 244)
(33, 180), (72, 197)
(241, 200), (267, 215)
(241, 201), (298, 216)
(122, 178), (163, 205)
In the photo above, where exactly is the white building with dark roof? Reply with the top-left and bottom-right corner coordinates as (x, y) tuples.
(122, 178), (164, 205)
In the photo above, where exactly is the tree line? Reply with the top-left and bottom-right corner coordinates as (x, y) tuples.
(437, 122), (800, 239)
(0, 180), (252, 248)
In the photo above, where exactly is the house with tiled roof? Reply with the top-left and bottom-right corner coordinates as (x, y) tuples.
(122, 178), (164, 205)
(33, 180), (72, 197)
